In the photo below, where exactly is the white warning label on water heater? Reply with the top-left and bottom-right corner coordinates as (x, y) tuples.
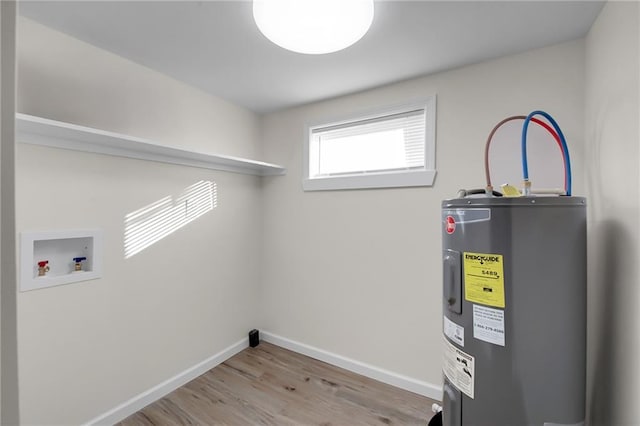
(444, 316), (464, 346)
(473, 304), (505, 346)
(443, 337), (475, 399)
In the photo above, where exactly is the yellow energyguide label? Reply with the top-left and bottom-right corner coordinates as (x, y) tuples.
(463, 252), (505, 308)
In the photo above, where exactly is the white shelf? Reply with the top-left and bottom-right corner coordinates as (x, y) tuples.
(20, 229), (103, 292)
(16, 113), (286, 176)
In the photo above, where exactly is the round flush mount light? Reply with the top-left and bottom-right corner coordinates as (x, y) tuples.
(253, 0), (374, 55)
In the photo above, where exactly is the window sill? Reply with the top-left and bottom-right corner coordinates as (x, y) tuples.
(302, 169), (436, 191)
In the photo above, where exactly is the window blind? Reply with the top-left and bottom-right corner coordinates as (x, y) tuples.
(310, 108), (426, 176)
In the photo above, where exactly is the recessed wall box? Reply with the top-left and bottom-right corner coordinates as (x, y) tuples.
(20, 229), (103, 292)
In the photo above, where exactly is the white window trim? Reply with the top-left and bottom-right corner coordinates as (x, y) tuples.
(303, 96), (437, 191)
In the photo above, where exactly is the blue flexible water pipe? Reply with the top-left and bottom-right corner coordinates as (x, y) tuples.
(521, 110), (572, 196)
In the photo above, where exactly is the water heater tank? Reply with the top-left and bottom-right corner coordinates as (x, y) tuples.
(441, 196), (586, 426)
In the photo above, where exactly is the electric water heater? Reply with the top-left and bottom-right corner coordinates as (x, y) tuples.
(440, 196), (586, 426)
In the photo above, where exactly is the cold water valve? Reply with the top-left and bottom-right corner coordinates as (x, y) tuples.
(73, 257), (86, 272)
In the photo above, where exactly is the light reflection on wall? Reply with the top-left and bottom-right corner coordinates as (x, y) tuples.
(124, 180), (218, 259)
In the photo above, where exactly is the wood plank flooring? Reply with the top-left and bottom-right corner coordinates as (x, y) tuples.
(118, 342), (437, 425)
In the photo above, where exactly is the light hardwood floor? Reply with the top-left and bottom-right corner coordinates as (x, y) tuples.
(118, 342), (437, 425)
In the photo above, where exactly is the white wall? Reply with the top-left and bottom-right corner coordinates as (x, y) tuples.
(16, 18), (263, 424)
(260, 40), (585, 393)
(585, 2), (640, 424)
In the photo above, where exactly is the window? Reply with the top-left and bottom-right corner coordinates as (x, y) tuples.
(303, 97), (436, 191)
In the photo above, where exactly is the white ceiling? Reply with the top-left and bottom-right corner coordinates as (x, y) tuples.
(19, 1), (604, 114)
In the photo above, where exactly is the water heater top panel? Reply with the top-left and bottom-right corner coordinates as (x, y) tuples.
(442, 196), (586, 209)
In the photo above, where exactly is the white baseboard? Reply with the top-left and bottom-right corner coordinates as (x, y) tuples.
(260, 331), (443, 401)
(84, 337), (249, 426)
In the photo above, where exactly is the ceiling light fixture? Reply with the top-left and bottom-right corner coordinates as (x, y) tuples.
(253, 0), (374, 55)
